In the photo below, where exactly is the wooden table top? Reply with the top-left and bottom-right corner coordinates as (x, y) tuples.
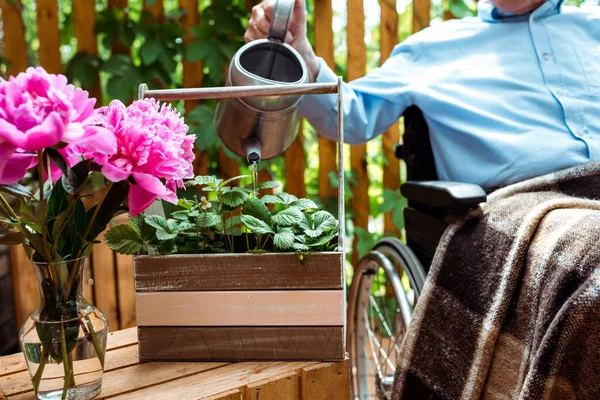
(0, 328), (350, 400)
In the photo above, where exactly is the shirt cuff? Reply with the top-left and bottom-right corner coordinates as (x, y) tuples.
(299, 58), (338, 121)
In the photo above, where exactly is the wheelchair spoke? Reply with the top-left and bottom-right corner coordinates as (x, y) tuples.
(370, 293), (404, 381)
(369, 294), (399, 349)
(364, 308), (396, 373)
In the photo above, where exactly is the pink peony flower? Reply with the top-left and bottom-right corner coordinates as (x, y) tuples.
(0, 67), (116, 184)
(93, 99), (196, 216)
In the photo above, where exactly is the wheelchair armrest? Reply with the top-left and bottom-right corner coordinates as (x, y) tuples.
(401, 181), (487, 209)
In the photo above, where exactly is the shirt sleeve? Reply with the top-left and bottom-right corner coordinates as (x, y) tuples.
(299, 40), (421, 145)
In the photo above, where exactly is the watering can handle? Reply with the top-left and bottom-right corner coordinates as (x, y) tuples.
(268, 0), (294, 43)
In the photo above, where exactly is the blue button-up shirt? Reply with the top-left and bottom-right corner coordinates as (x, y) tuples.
(300, 0), (600, 189)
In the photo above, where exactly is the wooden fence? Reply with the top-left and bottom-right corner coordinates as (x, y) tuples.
(2, 0), (436, 333)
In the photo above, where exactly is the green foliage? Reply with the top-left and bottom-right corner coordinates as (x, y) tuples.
(0, 153), (129, 263)
(106, 174), (339, 260)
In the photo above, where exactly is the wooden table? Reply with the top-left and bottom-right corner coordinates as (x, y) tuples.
(0, 328), (350, 400)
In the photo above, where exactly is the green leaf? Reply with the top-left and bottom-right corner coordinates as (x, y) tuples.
(176, 221), (197, 231)
(46, 180), (68, 232)
(144, 215), (170, 231)
(242, 197), (271, 224)
(185, 41), (209, 62)
(0, 183), (33, 204)
(278, 193), (298, 205)
(185, 175), (219, 188)
(220, 175), (250, 189)
(392, 207), (405, 231)
(303, 210), (338, 238)
(46, 149), (84, 195)
(272, 207), (304, 227)
(61, 160), (90, 195)
(274, 230), (295, 249)
(293, 242), (309, 252)
(105, 224), (143, 255)
(220, 188), (248, 208)
(101, 54), (133, 75)
(241, 215), (274, 235)
(292, 198), (318, 211)
(130, 214), (157, 242)
(308, 229), (338, 247)
(144, 215), (178, 240)
(196, 212), (220, 228)
(256, 181), (280, 190)
(140, 38), (163, 65)
(85, 180), (130, 241)
(355, 227), (376, 260)
(261, 195), (284, 204)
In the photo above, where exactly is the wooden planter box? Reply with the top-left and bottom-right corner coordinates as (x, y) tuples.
(133, 252), (346, 362)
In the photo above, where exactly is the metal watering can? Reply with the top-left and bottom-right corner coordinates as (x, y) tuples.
(214, 0), (308, 164)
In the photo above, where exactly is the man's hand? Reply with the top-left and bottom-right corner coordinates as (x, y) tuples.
(244, 0), (320, 82)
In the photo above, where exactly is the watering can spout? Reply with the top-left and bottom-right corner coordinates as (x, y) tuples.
(243, 138), (262, 165)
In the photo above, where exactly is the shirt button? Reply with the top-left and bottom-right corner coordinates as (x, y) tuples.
(542, 53), (550, 60)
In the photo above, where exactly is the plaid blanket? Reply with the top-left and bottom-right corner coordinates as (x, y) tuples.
(392, 163), (600, 400)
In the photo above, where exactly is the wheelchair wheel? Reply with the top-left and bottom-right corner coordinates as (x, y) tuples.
(347, 238), (426, 400)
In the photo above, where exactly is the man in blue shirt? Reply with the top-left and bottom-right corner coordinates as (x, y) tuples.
(245, 0), (600, 190)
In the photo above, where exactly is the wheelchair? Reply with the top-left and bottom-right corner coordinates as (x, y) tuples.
(346, 106), (488, 399)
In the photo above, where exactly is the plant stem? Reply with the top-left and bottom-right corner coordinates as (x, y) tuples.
(32, 350), (49, 395)
(261, 235), (270, 250)
(38, 152), (53, 262)
(0, 193), (20, 221)
(79, 182), (114, 258)
(83, 317), (105, 367)
(38, 152), (44, 205)
(60, 322), (71, 400)
(245, 228), (250, 252)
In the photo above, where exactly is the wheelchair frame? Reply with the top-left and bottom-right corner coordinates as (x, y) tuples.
(347, 105), (487, 399)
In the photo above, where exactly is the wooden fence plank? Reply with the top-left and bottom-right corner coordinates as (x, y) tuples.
(73, 0), (102, 102)
(314, 0), (337, 201)
(115, 253), (136, 329)
(108, 0), (130, 56)
(91, 232), (120, 332)
(301, 359), (350, 400)
(285, 120), (307, 198)
(144, 0), (164, 21)
(244, 371), (299, 400)
(9, 246), (37, 330)
(0, 0), (28, 78)
(381, 0), (401, 235)
(137, 326), (345, 361)
(135, 290), (345, 326)
(444, 0), (456, 20)
(413, 0), (432, 33)
(180, 0), (209, 176)
(217, 148), (241, 181)
(133, 253), (343, 291)
(36, 0), (61, 74)
(347, 0), (368, 265)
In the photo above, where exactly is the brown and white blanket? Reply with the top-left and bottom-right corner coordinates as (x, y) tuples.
(392, 163), (600, 400)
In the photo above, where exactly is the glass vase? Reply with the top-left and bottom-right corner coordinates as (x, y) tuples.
(19, 256), (108, 400)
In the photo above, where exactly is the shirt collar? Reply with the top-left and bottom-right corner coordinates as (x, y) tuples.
(477, 0), (563, 22)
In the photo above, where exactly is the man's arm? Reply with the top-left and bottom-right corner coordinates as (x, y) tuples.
(300, 43), (419, 144)
(245, 0), (420, 144)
